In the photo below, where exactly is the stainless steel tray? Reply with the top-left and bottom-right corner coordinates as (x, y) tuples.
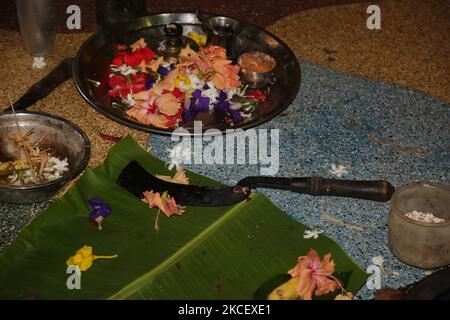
(73, 12), (301, 135)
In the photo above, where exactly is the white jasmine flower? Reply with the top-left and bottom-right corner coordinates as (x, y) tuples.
(370, 255), (387, 277)
(43, 156), (69, 180)
(303, 228), (323, 239)
(371, 255), (384, 267)
(124, 93), (135, 107)
(32, 57), (46, 69)
(50, 157), (69, 173)
(187, 73), (204, 90)
(110, 64), (137, 76)
(329, 164), (349, 177)
(202, 87), (220, 108)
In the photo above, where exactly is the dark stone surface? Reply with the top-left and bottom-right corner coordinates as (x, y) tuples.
(2, 0), (364, 31)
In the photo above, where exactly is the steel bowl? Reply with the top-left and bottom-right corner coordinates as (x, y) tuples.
(237, 51), (276, 89)
(0, 111), (90, 204)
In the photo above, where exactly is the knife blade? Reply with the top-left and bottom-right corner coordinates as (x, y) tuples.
(117, 161), (250, 206)
(117, 161), (395, 206)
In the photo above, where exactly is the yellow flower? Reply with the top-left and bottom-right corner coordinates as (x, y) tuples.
(66, 245), (117, 272)
(12, 159), (29, 171)
(187, 32), (206, 47)
(175, 75), (191, 89)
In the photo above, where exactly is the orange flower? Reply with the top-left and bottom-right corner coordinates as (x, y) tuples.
(179, 44), (198, 63)
(151, 67), (180, 95)
(178, 45), (241, 90)
(156, 167), (189, 185)
(288, 249), (340, 300)
(127, 87), (183, 128)
(126, 106), (169, 128)
(155, 92), (180, 116)
(142, 190), (186, 232)
(142, 190), (185, 218)
(130, 37), (147, 52)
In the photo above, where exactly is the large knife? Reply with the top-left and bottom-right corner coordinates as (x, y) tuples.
(117, 161), (395, 206)
(3, 58), (73, 112)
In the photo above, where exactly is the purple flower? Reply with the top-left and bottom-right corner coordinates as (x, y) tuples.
(214, 91), (243, 123)
(182, 90), (210, 122)
(190, 90), (210, 111)
(145, 79), (155, 90)
(182, 108), (196, 122)
(88, 197), (111, 230)
(157, 66), (170, 78)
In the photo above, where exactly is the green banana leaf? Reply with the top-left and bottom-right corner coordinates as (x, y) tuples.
(0, 136), (367, 299)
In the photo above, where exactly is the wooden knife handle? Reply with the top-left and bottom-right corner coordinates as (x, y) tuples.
(291, 177), (395, 202)
(4, 58), (73, 112)
(238, 176), (395, 202)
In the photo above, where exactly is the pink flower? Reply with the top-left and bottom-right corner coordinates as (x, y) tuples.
(127, 88), (184, 128)
(178, 45), (241, 90)
(288, 249), (340, 300)
(142, 190), (185, 232)
(142, 190), (185, 217)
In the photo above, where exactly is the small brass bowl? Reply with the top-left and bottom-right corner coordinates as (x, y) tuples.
(0, 111), (90, 204)
(237, 51), (276, 89)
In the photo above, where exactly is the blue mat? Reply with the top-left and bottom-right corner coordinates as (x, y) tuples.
(149, 60), (450, 299)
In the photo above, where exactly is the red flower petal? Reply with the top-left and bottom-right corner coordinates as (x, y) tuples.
(245, 89), (270, 101)
(124, 51), (144, 67)
(111, 55), (123, 67)
(140, 47), (156, 62)
(130, 73), (147, 83)
(171, 87), (185, 101)
(108, 74), (127, 88)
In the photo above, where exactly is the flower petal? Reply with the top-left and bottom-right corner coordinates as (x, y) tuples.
(142, 191), (185, 217)
(156, 167), (189, 185)
(156, 93), (181, 116)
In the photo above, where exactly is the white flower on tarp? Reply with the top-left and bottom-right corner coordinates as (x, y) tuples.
(303, 228), (324, 239)
(32, 57), (46, 69)
(166, 144), (191, 171)
(371, 255), (384, 267)
(329, 164), (349, 177)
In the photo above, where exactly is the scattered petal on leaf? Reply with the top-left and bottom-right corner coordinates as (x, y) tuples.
(88, 197), (112, 230)
(142, 190), (186, 218)
(66, 245), (117, 272)
(156, 167), (189, 185)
